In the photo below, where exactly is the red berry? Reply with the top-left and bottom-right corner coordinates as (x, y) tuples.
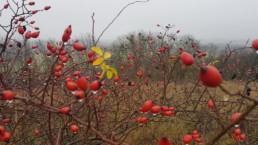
(70, 125), (79, 133)
(230, 113), (244, 125)
(62, 33), (70, 42)
(141, 100), (153, 112)
(161, 106), (169, 111)
(192, 134), (199, 139)
(208, 100), (214, 109)
(168, 107), (175, 111)
(136, 117), (148, 124)
(1, 90), (15, 100)
(55, 71), (62, 78)
(114, 76), (119, 82)
(120, 66), (124, 71)
(44, 6), (51, 10)
(31, 10), (38, 14)
(1, 119), (10, 124)
(62, 25), (72, 42)
(55, 65), (62, 72)
(180, 52), (194, 66)
(252, 39), (258, 50)
(47, 42), (53, 50)
(27, 57), (32, 64)
(127, 55), (132, 60)
(195, 138), (202, 143)
(159, 137), (171, 145)
(31, 31), (40, 38)
(25, 31), (32, 39)
(163, 45), (169, 49)
(183, 135), (192, 144)
(32, 45), (38, 49)
(73, 90), (85, 99)
(234, 129), (241, 135)
(46, 51), (51, 56)
(151, 105), (161, 114)
(119, 83), (125, 87)
(73, 41), (85, 51)
(90, 80), (100, 91)
(0, 132), (11, 142)
(66, 81), (77, 91)
(162, 111), (173, 116)
(18, 26), (25, 35)
(28, 2), (35, 5)
(18, 17), (25, 21)
(136, 71), (143, 78)
(198, 66), (222, 87)
(197, 53), (203, 58)
(239, 134), (246, 140)
(64, 25), (72, 34)
(77, 77), (87, 91)
(59, 107), (70, 114)
(170, 55), (176, 59)
(192, 130), (198, 135)
(87, 50), (95, 57)
(3, 4), (9, 9)
(0, 126), (6, 135)
(61, 57), (68, 63)
(34, 129), (39, 135)
(102, 89), (108, 95)
(233, 133), (240, 141)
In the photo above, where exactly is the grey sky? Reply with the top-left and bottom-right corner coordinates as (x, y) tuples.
(1, 0), (258, 43)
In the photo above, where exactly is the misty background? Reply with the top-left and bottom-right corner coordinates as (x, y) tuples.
(1, 0), (258, 45)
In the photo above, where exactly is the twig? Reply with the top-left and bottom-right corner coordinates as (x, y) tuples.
(94, 0), (149, 45)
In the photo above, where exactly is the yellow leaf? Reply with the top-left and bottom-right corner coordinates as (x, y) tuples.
(93, 57), (104, 66)
(104, 51), (111, 59)
(109, 67), (118, 76)
(208, 60), (220, 66)
(107, 70), (113, 79)
(213, 60), (219, 64)
(101, 63), (107, 71)
(91, 47), (103, 56)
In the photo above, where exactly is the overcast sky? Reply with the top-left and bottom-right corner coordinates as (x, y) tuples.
(1, 0), (258, 44)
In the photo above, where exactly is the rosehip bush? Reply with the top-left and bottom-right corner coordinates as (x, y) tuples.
(0, 1), (258, 145)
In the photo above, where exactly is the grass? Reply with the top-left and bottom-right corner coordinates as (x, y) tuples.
(119, 81), (258, 145)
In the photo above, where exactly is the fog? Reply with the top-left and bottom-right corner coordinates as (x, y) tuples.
(1, 0), (258, 44)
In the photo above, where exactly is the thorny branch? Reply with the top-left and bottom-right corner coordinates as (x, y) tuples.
(92, 0), (149, 46)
